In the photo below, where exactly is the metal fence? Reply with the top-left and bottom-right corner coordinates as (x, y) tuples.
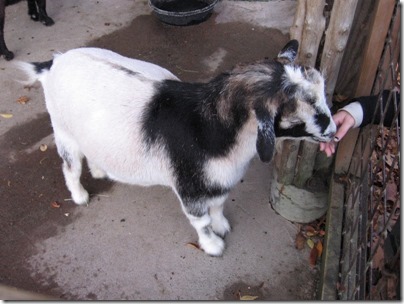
(337, 2), (400, 300)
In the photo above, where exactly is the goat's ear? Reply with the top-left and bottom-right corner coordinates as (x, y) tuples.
(276, 39), (299, 65)
(255, 106), (276, 163)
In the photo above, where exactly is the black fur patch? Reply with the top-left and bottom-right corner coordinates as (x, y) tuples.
(59, 147), (73, 169)
(314, 111), (331, 133)
(274, 121), (310, 138)
(142, 78), (249, 214)
(32, 60), (53, 73)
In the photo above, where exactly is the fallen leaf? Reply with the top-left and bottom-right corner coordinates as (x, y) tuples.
(316, 241), (323, 258)
(309, 246), (319, 267)
(319, 230), (326, 236)
(304, 225), (316, 234)
(306, 231), (316, 237)
(0, 113), (13, 118)
(17, 96), (30, 104)
(186, 242), (201, 250)
(51, 201), (61, 208)
(39, 144), (48, 152)
(240, 295), (259, 301)
(307, 238), (315, 249)
(386, 181), (397, 202)
(295, 232), (306, 250)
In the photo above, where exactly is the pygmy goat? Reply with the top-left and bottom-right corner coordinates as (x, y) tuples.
(0, 0), (54, 60)
(18, 40), (336, 256)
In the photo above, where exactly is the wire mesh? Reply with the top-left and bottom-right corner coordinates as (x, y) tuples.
(337, 2), (400, 300)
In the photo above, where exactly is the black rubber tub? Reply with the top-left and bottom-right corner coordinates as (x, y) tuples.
(149, 0), (218, 26)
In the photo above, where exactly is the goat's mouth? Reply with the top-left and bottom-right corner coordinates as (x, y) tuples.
(311, 136), (333, 143)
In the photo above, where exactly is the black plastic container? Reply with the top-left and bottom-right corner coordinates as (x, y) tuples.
(149, 0), (218, 26)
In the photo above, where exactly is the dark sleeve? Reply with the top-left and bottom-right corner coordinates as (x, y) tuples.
(356, 90), (400, 128)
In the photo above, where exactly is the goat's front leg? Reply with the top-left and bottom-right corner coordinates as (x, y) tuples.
(180, 198), (225, 256)
(209, 195), (231, 237)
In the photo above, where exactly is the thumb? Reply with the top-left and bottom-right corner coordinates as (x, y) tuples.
(334, 114), (355, 142)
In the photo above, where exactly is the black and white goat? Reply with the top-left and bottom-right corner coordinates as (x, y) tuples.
(18, 40), (336, 256)
(0, 0), (54, 60)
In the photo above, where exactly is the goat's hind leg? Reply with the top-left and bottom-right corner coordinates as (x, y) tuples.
(56, 139), (89, 205)
(88, 160), (107, 179)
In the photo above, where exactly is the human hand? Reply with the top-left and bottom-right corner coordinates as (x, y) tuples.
(319, 110), (356, 157)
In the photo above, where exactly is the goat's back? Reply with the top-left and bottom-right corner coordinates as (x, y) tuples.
(39, 48), (178, 186)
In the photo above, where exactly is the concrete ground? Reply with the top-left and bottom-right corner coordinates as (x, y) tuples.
(0, 0), (320, 300)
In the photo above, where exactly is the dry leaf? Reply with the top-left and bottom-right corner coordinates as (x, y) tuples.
(39, 144), (48, 152)
(386, 181), (397, 202)
(304, 225), (316, 233)
(316, 241), (323, 258)
(306, 231), (316, 237)
(17, 96), (30, 104)
(186, 242), (201, 250)
(307, 238), (315, 249)
(0, 113), (13, 118)
(51, 201), (61, 208)
(240, 295), (259, 301)
(319, 230), (326, 236)
(309, 246), (319, 267)
(295, 232), (306, 250)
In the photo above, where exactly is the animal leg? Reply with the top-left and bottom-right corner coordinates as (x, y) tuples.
(55, 138), (89, 205)
(179, 196), (226, 256)
(0, 1), (13, 60)
(28, 0), (54, 26)
(209, 195), (231, 237)
(88, 160), (107, 179)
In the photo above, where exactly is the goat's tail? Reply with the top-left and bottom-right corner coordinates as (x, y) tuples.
(15, 59), (53, 86)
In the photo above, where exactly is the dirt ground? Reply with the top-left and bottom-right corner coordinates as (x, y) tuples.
(0, 0), (320, 300)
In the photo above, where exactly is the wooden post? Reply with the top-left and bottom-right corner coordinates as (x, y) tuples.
(320, 0), (359, 107)
(298, 0), (326, 67)
(281, 0), (326, 187)
(334, 0), (396, 175)
(291, 0), (325, 188)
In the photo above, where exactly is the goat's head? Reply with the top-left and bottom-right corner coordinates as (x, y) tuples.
(253, 40), (336, 162)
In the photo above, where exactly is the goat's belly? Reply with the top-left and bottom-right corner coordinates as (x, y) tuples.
(94, 155), (174, 188)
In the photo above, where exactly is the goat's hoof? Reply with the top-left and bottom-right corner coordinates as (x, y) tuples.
(1, 51), (14, 61)
(72, 190), (90, 206)
(41, 16), (55, 26)
(200, 234), (225, 257)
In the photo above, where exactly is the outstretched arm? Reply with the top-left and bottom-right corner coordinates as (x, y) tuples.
(320, 90), (400, 157)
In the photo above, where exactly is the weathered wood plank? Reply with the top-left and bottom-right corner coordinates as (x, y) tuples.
(334, 0), (396, 174)
(320, 0), (359, 107)
(319, 175), (345, 300)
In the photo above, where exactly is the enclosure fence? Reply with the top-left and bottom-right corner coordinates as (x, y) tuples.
(336, 2), (400, 300)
